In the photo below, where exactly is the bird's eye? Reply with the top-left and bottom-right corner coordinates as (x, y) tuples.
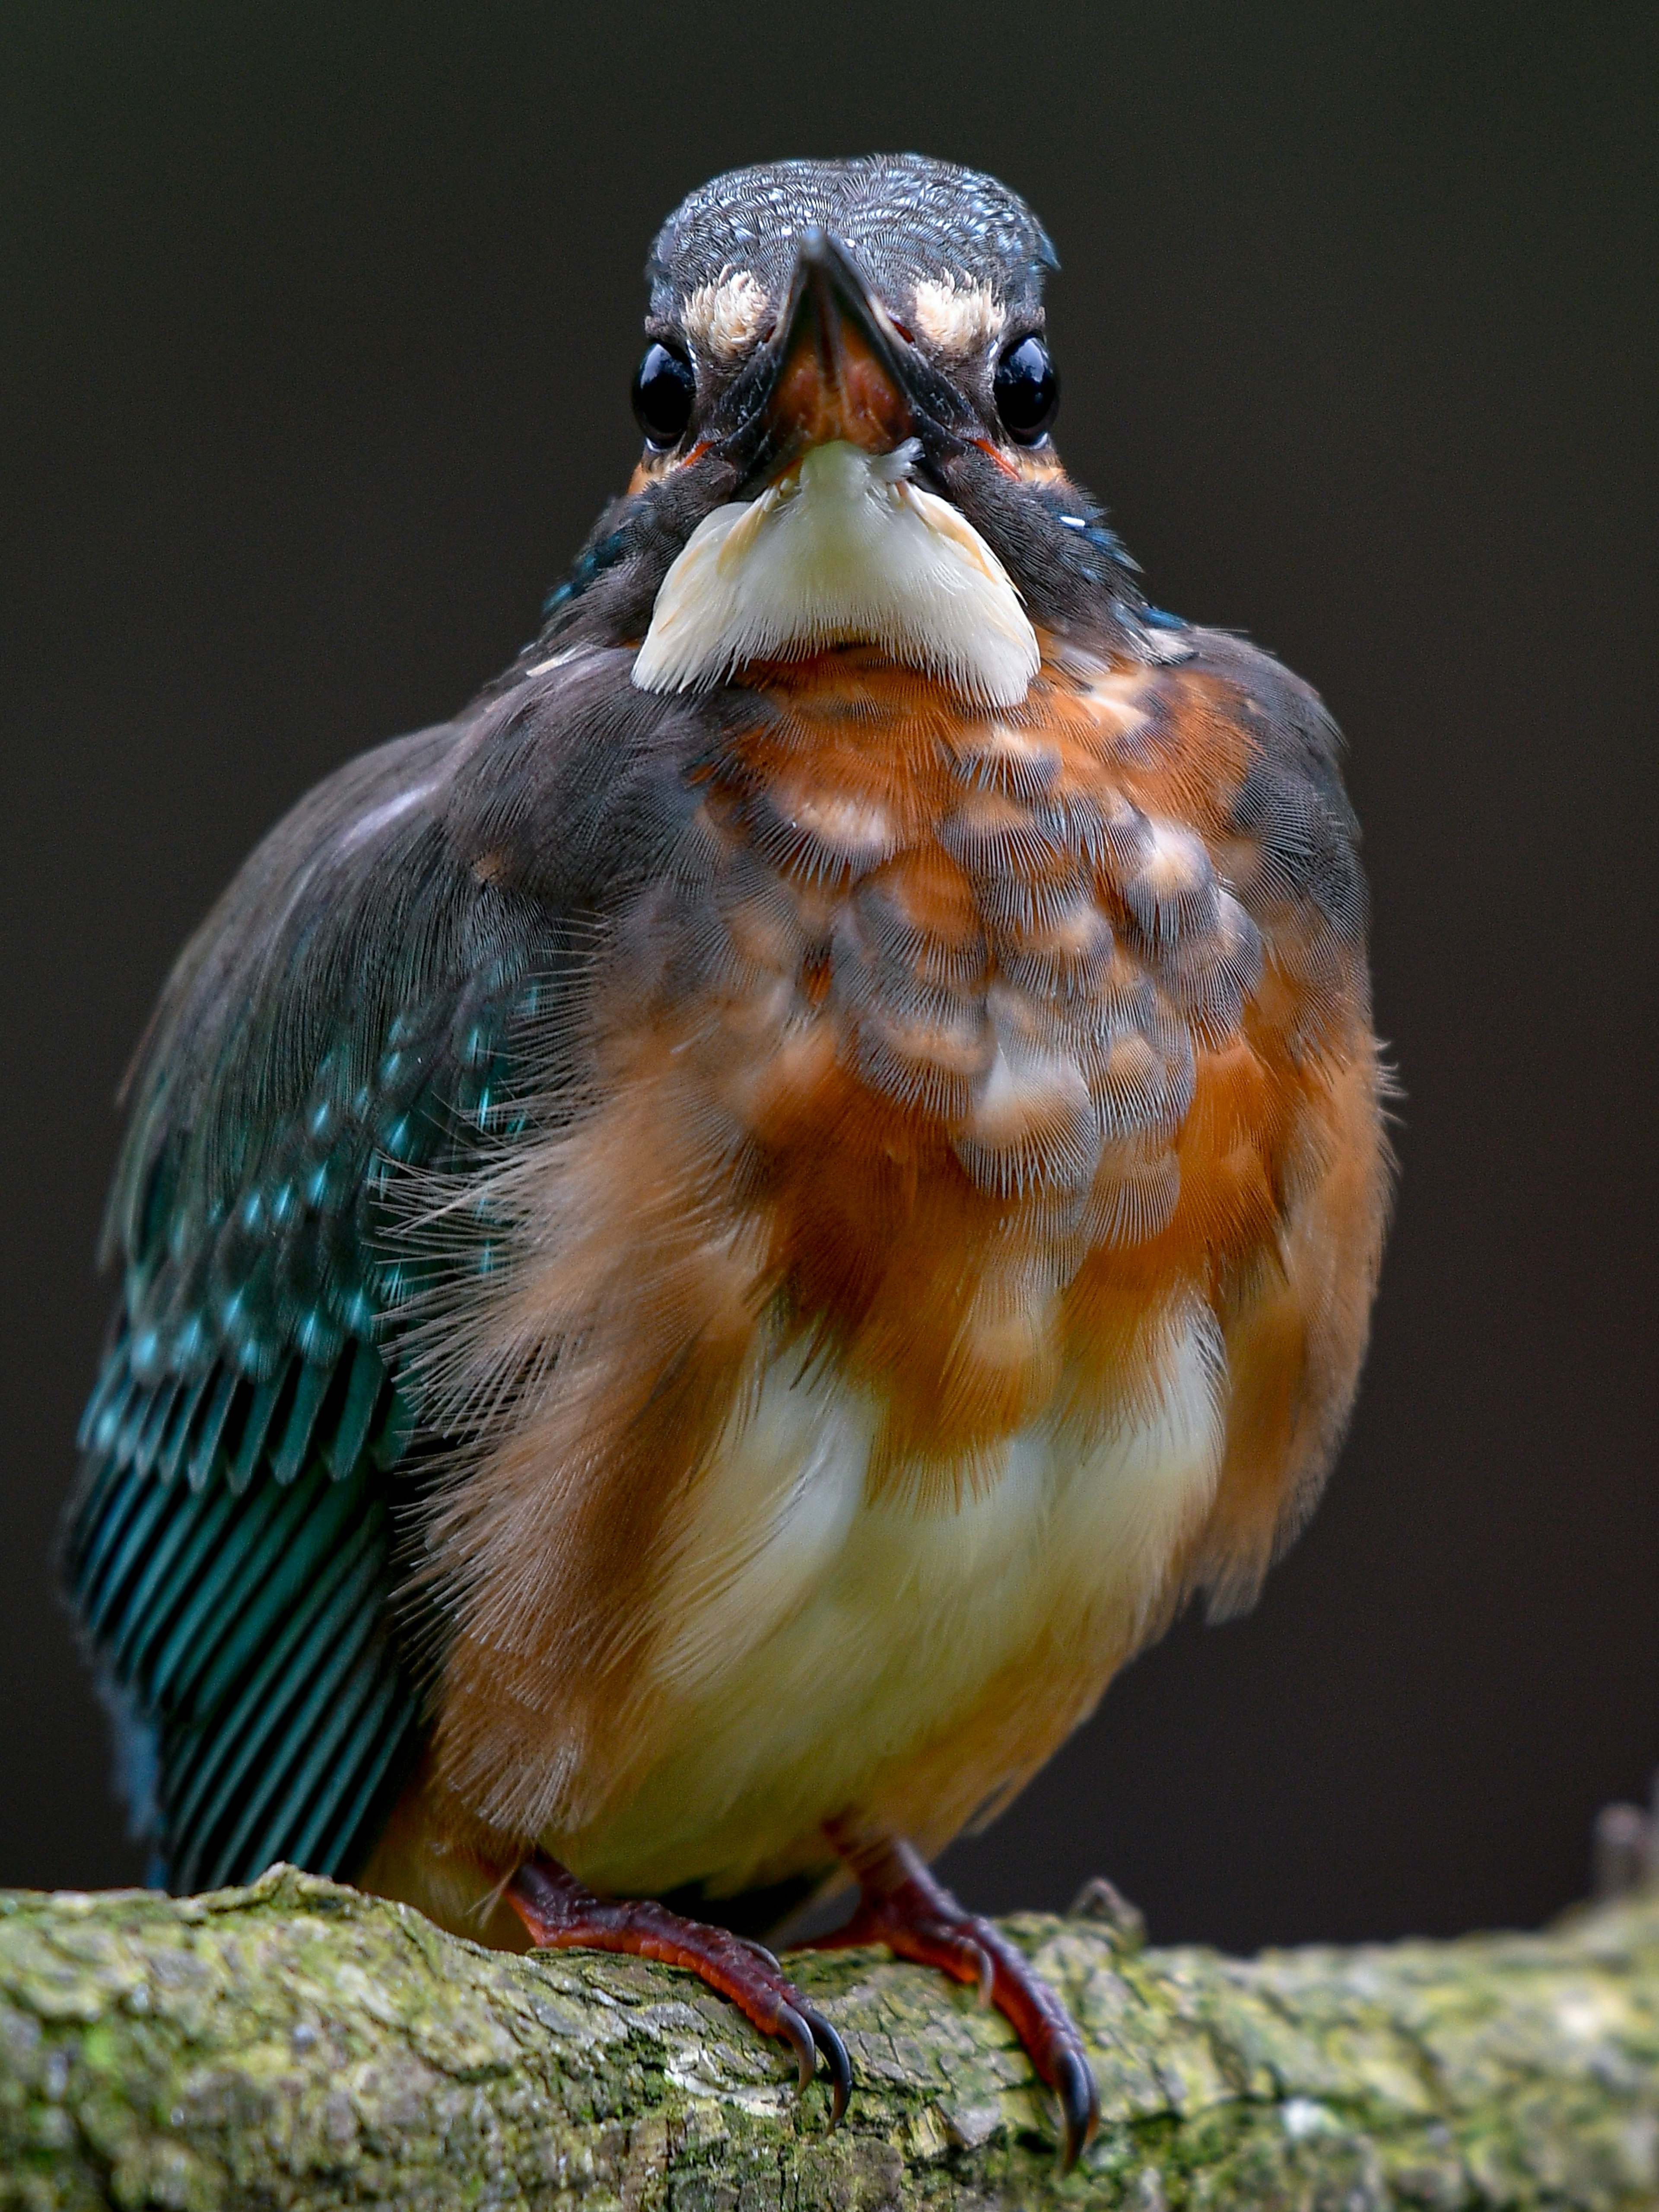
(993, 334), (1059, 444)
(632, 342), (696, 449)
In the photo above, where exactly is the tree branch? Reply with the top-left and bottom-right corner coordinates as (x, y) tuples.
(3, 1865), (1658, 2208)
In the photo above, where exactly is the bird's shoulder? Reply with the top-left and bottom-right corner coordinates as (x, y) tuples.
(105, 646), (719, 1374)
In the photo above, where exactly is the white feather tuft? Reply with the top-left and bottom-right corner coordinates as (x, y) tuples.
(631, 441), (1040, 707)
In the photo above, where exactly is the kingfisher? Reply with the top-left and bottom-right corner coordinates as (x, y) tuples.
(66, 155), (1389, 2165)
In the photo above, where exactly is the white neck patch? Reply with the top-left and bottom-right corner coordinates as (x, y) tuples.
(631, 441), (1041, 708)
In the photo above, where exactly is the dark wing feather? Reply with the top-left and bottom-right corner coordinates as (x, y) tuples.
(66, 649), (717, 1888)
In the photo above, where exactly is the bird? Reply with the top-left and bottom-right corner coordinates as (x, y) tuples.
(65, 153), (1390, 2167)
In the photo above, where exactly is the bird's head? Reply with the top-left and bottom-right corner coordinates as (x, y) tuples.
(538, 156), (1142, 707)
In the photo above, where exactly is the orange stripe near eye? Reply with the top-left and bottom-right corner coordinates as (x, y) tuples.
(972, 438), (1022, 479)
(629, 436), (715, 493)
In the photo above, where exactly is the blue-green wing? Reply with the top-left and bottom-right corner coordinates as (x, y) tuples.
(65, 649), (711, 1890)
(65, 709), (561, 1890)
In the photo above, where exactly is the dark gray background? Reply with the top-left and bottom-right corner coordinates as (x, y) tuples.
(3, 3), (1655, 1954)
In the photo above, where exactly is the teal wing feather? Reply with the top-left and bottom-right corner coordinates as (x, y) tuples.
(66, 649), (712, 1890)
(65, 710), (565, 1891)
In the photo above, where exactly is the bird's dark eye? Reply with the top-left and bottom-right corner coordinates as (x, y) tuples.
(632, 342), (696, 449)
(993, 334), (1059, 444)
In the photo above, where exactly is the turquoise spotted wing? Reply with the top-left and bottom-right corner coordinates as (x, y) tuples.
(64, 709), (569, 1892)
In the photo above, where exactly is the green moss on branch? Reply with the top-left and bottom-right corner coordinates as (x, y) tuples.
(3, 1866), (1658, 2208)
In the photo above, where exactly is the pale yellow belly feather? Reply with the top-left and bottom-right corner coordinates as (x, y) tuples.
(557, 1302), (1224, 1897)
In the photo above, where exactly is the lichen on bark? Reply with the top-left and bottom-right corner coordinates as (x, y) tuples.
(3, 1865), (1659, 2209)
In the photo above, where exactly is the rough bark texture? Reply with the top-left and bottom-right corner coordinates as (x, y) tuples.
(4, 1866), (1659, 2209)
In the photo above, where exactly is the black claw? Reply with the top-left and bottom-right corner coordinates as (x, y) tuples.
(802, 2003), (852, 2126)
(970, 1940), (995, 2008)
(776, 2000), (818, 2093)
(1052, 2045), (1100, 2172)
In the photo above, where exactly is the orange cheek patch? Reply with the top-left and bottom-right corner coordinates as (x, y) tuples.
(971, 438), (1023, 480)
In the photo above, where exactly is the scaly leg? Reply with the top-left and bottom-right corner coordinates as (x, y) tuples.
(810, 1823), (1099, 2168)
(505, 1851), (850, 2121)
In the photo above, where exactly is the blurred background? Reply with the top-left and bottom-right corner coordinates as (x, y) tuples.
(2, 3), (1654, 1955)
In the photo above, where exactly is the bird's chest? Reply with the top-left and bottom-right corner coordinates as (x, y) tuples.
(423, 649), (1278, 1859)
(613, 650), (1261, 1479)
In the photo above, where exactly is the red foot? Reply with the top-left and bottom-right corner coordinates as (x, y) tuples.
(506, 1852), (849, 2121)
(811, 1827), (1099, 2169)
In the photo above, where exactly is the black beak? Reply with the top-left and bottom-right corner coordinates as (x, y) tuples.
(756, 227), (917, 455)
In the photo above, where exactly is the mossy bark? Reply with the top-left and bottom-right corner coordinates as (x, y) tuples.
(3, 1867), (1659, 2209)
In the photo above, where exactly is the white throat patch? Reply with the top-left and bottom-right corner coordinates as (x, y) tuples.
(631, 441), (1040, 707)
